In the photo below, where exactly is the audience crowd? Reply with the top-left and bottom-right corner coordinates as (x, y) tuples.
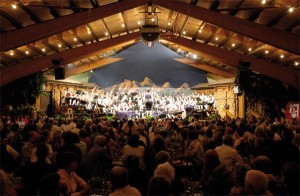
(0, 112), (299, 196)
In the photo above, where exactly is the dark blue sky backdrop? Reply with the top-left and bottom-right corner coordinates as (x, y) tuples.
(89, 41), (207, 88)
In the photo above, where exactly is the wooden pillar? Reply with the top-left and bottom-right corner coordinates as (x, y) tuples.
(238, 93), (245, 119)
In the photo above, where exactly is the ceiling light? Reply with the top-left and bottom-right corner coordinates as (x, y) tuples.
(138, 21), (141, 25)
(295, 61), (299, 66)
(198, 29), (202, 33)
(280, 54), (284, 59)
(25, 51), (29, 55)
(87, 30), (91, 34)
(73, 37), (77, 41)
(151, 18), (155, 22)
(231, 43), (235, 47)
(248, 48), (252, 51)
(58, 44), (62, 48)
(261, 0), (267, 5)
(12, 4), (17, 9)
(193, 54), (197, 59)
(183, 31), (186, 35)
(105, 32), (109, 36)
(168, 22), (171, 26)
(215, 37), (219, 41)
(288, 7), (294, 13)
(90, 70), (93, 73)
(265, 50), (269, 54)
(42, 48), (46, 52)
(10, 51), (14, 56)
(121, 24), (125, 27)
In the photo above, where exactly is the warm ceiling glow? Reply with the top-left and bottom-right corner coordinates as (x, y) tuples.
(87, 30), (91, 34)
(105, 32), (109, 36)
(193, 54), (197, 59)
(198, 29), (202, 33)
(261, 0), (266, 5)
(183, 31), (186, 35)
(73, 37), (77, 41)
(10, 51), (14, 56)
(12, 4), (17, 9)
(138, 21), (141, 25)
(215, 37), (219, 41)
(265, 50), (269, 54)
(42, 48), (46, 52)
(168, 22), (171, 26)
(121, 24), (125, 27)
(58, 44), (62, 48)
(248, 48), (252, 51)
(25, 51), (29, 55)
(177, 48), (181, 52)
(295, 61), (299, 66)
(280, 54), (284, 58)
(231, 43), (235, 47)
(90, 70), (93, 73)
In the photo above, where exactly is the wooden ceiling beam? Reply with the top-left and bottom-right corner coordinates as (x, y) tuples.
(18, 3), (42, 23)
(65, 57), (123, 77)
(155, 0), (300, 55)
(0, 32), (140, 87)
(174, 58), (235, 78)
(0, 0), (148, 52)
(163, 36), (299, 89)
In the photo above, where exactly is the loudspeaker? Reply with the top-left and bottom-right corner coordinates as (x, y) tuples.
(52, 58), (62, 66)
(236, 70), (249, 85)
(54, 67), (65, 80)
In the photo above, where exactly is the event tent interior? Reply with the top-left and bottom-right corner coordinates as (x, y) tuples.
(0, 0), (299, 120)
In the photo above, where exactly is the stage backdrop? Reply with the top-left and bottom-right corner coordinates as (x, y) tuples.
(88, 41), (207, 88)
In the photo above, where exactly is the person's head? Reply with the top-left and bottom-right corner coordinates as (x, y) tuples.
(36, 143), (49, 161)
(11, 123), (19, 132)
(205, 149), (220, 169)
(187, 129), (198, 140)
(79, 129), (87, 138)
(245, 170), (269, 195)
(127, 132), (140, 147)
(155, 151), (170, 164)
(223, 134), (234, 146)
(147, 175), (171, 196)
(94, 135), (107, 147)
(59, 152), (78, 171)
(110, 166), (129, 189)
(29, 131), (39, 143)
(154, 162), (175, 182)
(38, 173), (60, 196)
(254, 155), (272, 174)
(125, 155), (140, 169)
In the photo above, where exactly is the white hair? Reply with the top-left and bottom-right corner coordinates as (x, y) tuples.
(154, 162), (175, 181)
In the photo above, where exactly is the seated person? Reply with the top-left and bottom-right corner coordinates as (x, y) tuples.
(244, 170), (273, 196)
(147, 174), (171, 196)
(108, 166), (141, 196)
(57, 152), (90, 196)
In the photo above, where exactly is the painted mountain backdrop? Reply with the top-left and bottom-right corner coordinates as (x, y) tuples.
(103, 77), (193, 95)
(88, 41), (207, 88)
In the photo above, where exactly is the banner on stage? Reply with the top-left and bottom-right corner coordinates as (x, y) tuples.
(286, 102), (300, 121)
